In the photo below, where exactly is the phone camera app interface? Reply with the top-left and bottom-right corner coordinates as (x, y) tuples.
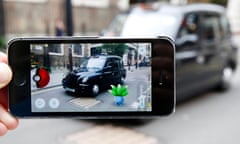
(30, 42), (152, 112)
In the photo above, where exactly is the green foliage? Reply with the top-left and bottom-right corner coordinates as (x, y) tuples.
(0, 37), (6, 50)
(109, 84), (128, 97)
(210, 0), (227, 6)
(96, 43), (128, 57)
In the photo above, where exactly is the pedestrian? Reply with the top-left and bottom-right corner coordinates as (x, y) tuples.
(55, 19), (65, 36)
(0, 52), (19, 136)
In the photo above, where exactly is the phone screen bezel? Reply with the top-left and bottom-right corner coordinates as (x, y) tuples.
(8, 37), (175, 117)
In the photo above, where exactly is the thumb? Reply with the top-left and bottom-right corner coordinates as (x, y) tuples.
(0, 63), (12, 89)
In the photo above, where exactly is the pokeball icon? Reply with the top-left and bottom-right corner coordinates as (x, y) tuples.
(33, 68), (50, 88)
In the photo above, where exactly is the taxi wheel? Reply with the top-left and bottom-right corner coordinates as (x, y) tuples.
(217, 66), (233, 91)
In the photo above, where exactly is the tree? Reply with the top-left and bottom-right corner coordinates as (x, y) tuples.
(210, 0), (227, 6)
(0, 0), (6, 50)
(0, 0), (4, 36)
(96, 43), (128, 57)
(0, 37), (6, 50)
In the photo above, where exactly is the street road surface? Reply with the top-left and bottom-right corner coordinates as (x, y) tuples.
(32, 67), (151, 112)
(1, 66), (240, 144)
(1, 35), (240, 144)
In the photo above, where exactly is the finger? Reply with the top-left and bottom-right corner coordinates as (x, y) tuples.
(0, 63), (13, 89)
(0, 104), (19, 130)
(0, 122), (7, 136)
(0, 87), (8, 109)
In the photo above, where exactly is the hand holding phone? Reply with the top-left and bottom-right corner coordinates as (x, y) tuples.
(8, 36), (175, 118)
(0, 52), (18, 136)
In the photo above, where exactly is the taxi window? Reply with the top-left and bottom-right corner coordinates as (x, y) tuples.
(201, 14), (221, 41)
(177, 13), (199, 38)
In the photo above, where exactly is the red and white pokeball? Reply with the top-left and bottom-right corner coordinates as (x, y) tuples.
(33, 68), (50, 88)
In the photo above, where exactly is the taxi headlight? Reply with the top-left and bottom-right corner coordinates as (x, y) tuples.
(82, 77), (88, 83)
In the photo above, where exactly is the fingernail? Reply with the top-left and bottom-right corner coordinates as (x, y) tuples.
(0, 63), (12, 88)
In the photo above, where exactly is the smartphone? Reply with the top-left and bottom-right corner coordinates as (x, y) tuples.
(8, 36), (175, 118)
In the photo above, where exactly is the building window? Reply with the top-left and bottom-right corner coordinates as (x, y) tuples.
(72, 44), (84, 57)
(48, 44), (64, 56)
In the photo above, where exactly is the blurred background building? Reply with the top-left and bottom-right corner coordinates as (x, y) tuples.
(3, 0), (121, 38)
(0, 0), (238, 51)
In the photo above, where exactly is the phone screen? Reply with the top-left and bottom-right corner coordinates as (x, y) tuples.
(8, 37), (175, 117)
(30, 42), (152, 112)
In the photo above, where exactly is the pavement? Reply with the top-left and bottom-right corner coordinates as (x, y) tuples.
(65, 124), (158, 144)
(31, 68), (68, 91)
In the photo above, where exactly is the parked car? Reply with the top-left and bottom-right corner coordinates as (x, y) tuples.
(62, 55), (126, 96)
(104, 3), (238, 101)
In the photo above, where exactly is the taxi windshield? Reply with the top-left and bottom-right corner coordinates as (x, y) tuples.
(121, 8), (180, 38)
(81, 57), (106, 70)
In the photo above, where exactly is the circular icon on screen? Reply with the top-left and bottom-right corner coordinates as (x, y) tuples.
(49, 98), (60, 109)
(35, 98), (46, 109)
(33, 68), (50, 88)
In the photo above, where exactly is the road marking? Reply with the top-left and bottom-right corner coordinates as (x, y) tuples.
(69, 98), (101, 109)
(65, 124), (158, 144)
